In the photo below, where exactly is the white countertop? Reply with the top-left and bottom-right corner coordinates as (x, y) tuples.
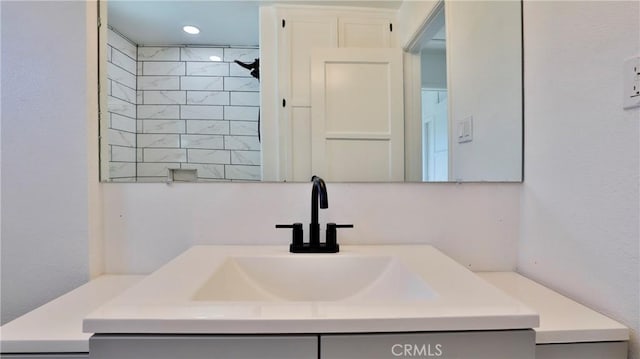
(0, 275), (144, 353)
(477, 272), (629, 344)
(84, 245), (539, 334)
(3, 267), (626, 353)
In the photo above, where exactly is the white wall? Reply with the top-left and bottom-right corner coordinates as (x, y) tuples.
(396, 0), (439, 49)
(103, 182), (520, 273)
(0, 1), (101, 324)
(519, 2), (640, 359)
(446, 0), (522, 182)
(421, 50), (447, 89)
(401, 0), (523, 182)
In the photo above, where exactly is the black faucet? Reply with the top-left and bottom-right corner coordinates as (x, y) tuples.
(276, 176), (352, 253)
(310, 175), (328, 248)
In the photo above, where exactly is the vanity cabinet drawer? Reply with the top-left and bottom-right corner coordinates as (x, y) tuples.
(320, 330), (535, 359)
(1, 355), (87, 359)
(89, 335), (317, 359)
(536, 341), (628, 359)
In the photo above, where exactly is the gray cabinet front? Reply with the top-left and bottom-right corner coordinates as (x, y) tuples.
(536, 341), (628, 359)
(321, 330), (535, 359)
(89, 334), (317, 359)
(1, 355), (88, 359)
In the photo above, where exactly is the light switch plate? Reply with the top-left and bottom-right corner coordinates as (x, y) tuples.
(457, 116), (473, 143)
(623, 56), (640, 110)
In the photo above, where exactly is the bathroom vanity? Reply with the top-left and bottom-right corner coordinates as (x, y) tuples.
(84, 245), (539, 359)
(2, 246), (628, 359)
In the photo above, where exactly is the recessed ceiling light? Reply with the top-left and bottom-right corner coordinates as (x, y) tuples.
(183, 25), (200, 35)
(209, 56), (222, 62)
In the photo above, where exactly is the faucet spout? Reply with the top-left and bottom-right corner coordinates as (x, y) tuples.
(310, 176), (328, 248)
(279, 175), (348, 253)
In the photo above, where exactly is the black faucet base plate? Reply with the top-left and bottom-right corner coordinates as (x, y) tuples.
(290, 243), (339, 253)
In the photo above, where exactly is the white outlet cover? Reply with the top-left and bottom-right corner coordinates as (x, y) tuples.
(623, 56), (640, 110)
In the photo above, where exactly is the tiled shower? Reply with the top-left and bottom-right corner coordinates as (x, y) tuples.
(106, 28), (261, 182)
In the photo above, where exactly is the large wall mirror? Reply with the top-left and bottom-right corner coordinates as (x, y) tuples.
(99, 0), (522, 183)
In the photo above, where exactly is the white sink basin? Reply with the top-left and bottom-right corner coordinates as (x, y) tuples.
(84, 245), (539, 334)
(192, 256), (435, 302)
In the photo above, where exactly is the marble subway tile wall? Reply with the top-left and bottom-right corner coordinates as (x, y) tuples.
(106, 28), (138, 180)
(137, 46), (261, 181)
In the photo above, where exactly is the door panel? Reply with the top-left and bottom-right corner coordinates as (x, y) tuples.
(338, 18), (392, 48)
(324, 63), (391, 133)
(280, 16), (338, 107)
(291, 107), (312, 181)
(311, 48), (404, 182)
(326, 140), (391, 181)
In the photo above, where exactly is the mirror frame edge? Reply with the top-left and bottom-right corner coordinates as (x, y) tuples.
(98, 0), (110, 182)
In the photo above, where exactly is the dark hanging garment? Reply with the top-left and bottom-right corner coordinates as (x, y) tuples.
(234, 58), (261, 142)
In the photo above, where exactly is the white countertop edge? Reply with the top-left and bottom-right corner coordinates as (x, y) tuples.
(476, 272), (629, 344)
(84, 315), (540, 335)
(536, 328), (631, 344)
(0, 275), (145, 354)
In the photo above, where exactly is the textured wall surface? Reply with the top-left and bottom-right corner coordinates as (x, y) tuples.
(519, 2), (640, 358)
(1, 1), (92, 324)
(103, 182), (521, 273)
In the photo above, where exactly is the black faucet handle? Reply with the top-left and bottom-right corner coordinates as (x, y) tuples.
(275, 223), (303, 229)
(329, 224), (354, 229)
(325, 223), (353, 252)
(276, 223), (304, 249)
